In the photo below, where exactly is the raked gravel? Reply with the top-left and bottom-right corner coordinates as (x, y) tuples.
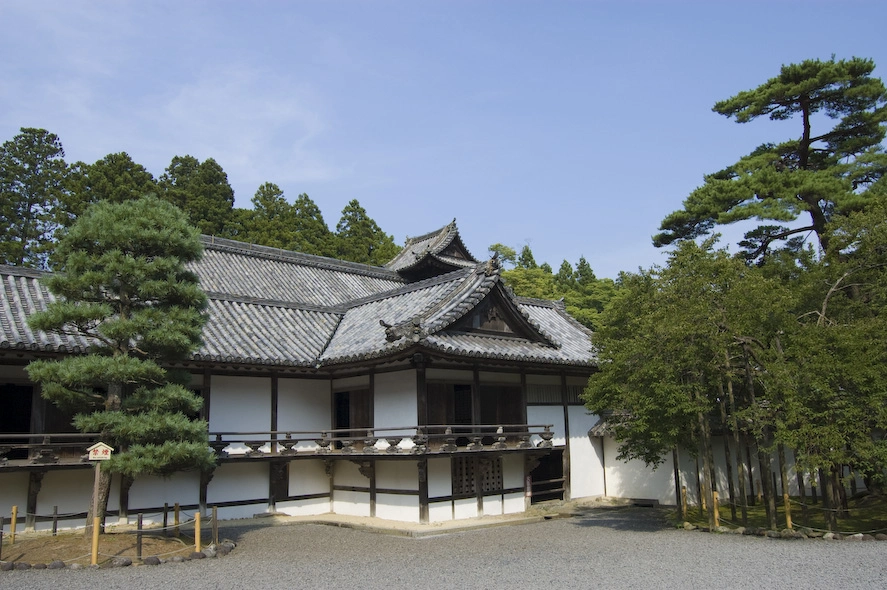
(2, 507), (885, 589)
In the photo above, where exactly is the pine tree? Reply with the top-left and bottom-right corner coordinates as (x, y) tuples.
(26, 196), (214, 534)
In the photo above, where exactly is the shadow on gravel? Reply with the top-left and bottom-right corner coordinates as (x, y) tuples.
(568, 506), (672, 533)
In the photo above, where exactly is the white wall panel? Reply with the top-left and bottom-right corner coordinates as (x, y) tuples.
(428, 457), (452, 498)
(209, 376), (271, 432)
(332, 490), (371, 517)
(207, 463), (268, 505)
(288, 459), (330, 496)
(376, 460), (418, 491)
(374, 371), (416, 436)
(568, 407), (605, 499)
(375, 493), (420, 522)
(527, 406), (565, 447)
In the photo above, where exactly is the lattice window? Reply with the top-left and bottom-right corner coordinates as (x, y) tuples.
(452, 456), (503, 495)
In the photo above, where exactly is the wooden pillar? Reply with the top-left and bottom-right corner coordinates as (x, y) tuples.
(414, 354), (428, 426)
(270, 373), (279, 443)
(560, 373), (571, 501)
(418, 458), (429, 524)
(25, 471), (44, 531)
(201, 369), (212, 422)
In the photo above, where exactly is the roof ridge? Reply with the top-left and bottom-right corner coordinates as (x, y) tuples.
(201, 235), (404, 282)
(205, 291), (347, 314)
(343, 265), (476, 309)
(0, 264), (47, 278)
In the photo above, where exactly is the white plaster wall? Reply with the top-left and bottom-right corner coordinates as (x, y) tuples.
(288, 459), (330, 496)
(603, 436), (678, 505)
(128, 471), (200, 511)
(375, 494), (420, 522)
(527, 406), (566, 447)
(503, 492), (525, 514)
(276, 497), (330, 517)
(278, 378), (330, 451)
(428, 457), (452, 498)
(34, 469), (103, 531)
(376, 461), (418, 491)
(374, 371), (417, 436)
(332, 490), (371, 517)
(482, 495), (503, 516)
(568, 407), (605, 499)
(0, 471), (28, 524)
(209, 376), (271, 433)
(429, 501), (453, 523)
(453, 497), (478, 520)
(502, 454), (524, 489)
(334, 460), (369, 488)
(207, 463), (268, 506)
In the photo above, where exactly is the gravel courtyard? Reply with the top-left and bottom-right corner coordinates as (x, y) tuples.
(2, 506), (885, 589)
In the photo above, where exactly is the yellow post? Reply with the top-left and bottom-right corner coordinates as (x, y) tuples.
(174, 503), (180, 538)
(90, 516), (100, 566)
(681, 486), (688, 521)
(713, 491), (720, 528)
(784, 493), (793, 529)
(195, 511), (201, 553)
(10, 505), (17, 545)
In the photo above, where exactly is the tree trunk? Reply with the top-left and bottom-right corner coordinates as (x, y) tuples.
(820, 467), (837, 532)
(757, 447), (777, 530)
(718, 394), (737, 522)
(84, 467), (113, 537)
(726, 376), (748, 525)
(697, 410), (715, 530)
(777, 444), (791, 529)
(796, 466), (809, 527)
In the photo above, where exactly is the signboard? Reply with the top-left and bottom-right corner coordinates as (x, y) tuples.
(86, 442), (114, 461)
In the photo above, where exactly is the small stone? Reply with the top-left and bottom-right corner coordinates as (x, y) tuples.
(48, 560), (66, 570)
(861, 534), (876, 541)
(216, 545), (231, 556)
(14, 562), (31, 571)
(190, 551), (206, 560)
(68, 563), (84, 570)
(846, 533), (864, 541)
(1, 562), (14, 572)
(111, 557), (132, 567)
(766, 530), (780, 538)
(220, 540), (236, 550)
(170, 556), (186, 563)
(731, 527), (745, 535)
(143, 556), (161, 566)
(874, 533), (887, 541)
(32, 563), (47, 569)
(202, 546), (217, 558)
(683, 522), (697, 531)
(715, 526), (731, 534)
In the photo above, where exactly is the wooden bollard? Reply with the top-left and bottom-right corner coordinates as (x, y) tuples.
(10, 505), (17, 545)
(136, 513), (143, 561)
(163, 502), (169, 537)
(713, 491), (720, 528)
(90, 516), (100, 565)
(174, 503), (180, 538)
(784, 493), (793, 530)
(212, 506), (219, 546)
(195, 511), (201, 553)
(681, 486), (688, 521)
(52, 505), (58, 536)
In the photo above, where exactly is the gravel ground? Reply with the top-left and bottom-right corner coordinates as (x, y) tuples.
(2, 506), (885, 589)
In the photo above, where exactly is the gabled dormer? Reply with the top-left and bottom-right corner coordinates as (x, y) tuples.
(386, 220), (479, 282)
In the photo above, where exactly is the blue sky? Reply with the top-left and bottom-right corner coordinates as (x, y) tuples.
(2, 1), (885, 278)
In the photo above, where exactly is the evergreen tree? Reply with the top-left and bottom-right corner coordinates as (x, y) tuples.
(63, 152), (156, 228)
(517, 245), (538, 269)
(159, 155), (235, 236)
(290, 193), (336, 257)
(26, 196), (213, 533)
(0, 127), (69, 268)
(654, 57), (887, 261)
(334, 199), (399, 264)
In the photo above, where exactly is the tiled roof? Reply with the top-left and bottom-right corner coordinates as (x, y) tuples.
(385, 220), (478, 275)
(0, 228), (595, 371)
(195, 236), (404, 305)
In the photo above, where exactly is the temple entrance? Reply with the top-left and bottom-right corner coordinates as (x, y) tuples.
(530, 449), (565, 503)
(0, 383), (33, 459)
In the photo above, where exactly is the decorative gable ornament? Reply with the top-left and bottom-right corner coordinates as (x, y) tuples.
(86, 442), (114, 461)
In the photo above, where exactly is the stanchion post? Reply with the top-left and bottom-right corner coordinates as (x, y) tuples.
(136, 513), (143, 561)
(713, 491), (720, 528)
(174, 503), (180, 538)
(195, 511), (201, 553)
(90, 516), (100, 566)
(163, 502), (169, 537)
(212, 506), (219, 546)
(52, 505), (58, 536)
(784, 493), (793, 530)
(10, 506), (17, 545)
